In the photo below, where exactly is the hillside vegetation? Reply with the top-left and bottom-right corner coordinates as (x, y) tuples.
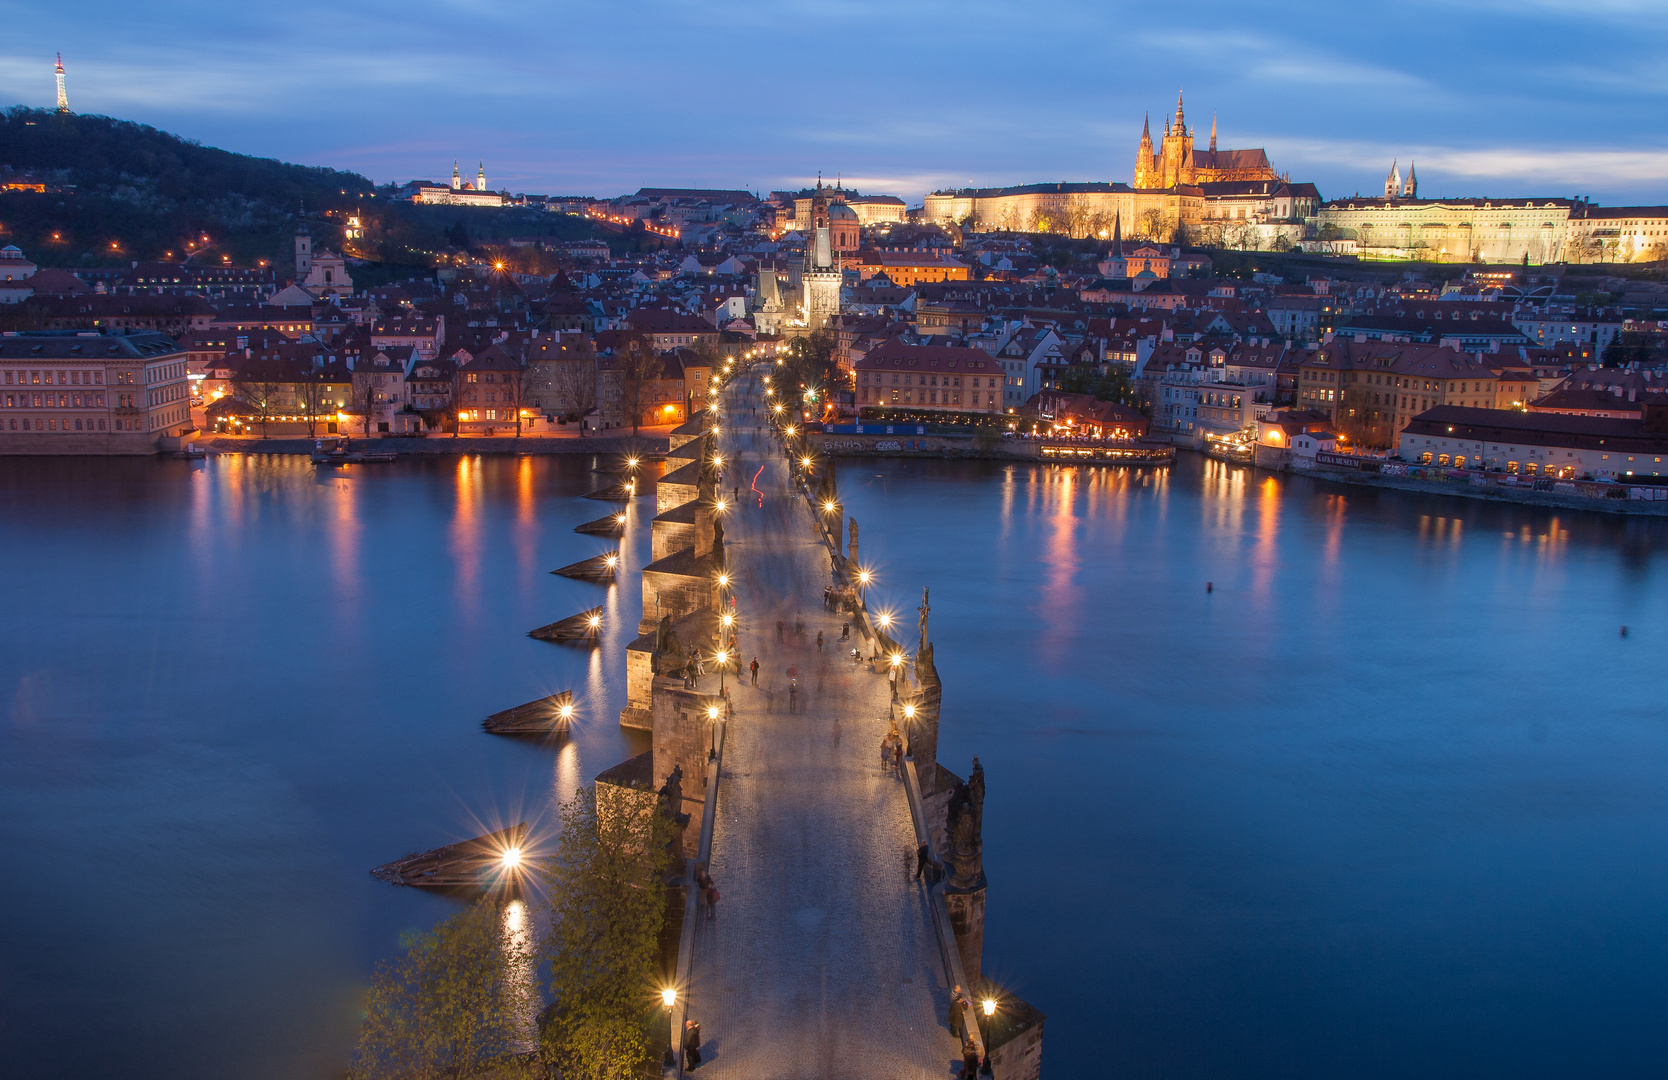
(0, 106), (373, 267)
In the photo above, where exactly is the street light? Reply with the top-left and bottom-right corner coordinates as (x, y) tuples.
(501, 846), (523, 868)
(660, 987), (678, 1068)
(715, 649), (728, 693)
(717, 572), (730, 589)
(557, 701), (575, 723)
(857, 568), (872, 608)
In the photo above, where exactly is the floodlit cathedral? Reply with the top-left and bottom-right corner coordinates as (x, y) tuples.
(1132, 93), (1278, 189)
(799, 177), (842, 329)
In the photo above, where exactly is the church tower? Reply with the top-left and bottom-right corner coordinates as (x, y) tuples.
(294, 232), (313, 281)
(451, 161), (462, 191)
(1158, 92), (1195, 188)
(54, 53), (69, 114)
(1403, 161), (1417, 199)
(800, 176), (843, 330)
(477, 162), (487, 192)
(1384, 160), (1402, 199)
(1134, 114), (1157, 189)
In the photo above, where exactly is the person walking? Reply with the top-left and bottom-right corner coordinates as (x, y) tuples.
(683, 1020), (703, 1071)
(915, 841), (931, 879)
(816, 630), (824, 653)
(880, 733), (894, 772)
(749, 656), (759, 686)
(704, 882), (720, 920)
(893, 740), (904, 776)
(794, 611), (805, 638)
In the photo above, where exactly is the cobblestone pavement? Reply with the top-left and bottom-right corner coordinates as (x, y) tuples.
(685, 377), (963, 1079)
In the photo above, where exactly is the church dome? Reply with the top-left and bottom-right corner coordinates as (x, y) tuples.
(827, 203), (858, 220)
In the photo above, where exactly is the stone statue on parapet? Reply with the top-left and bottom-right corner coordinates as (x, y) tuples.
(658, 764), (691, 862)
(945, 757), (985, 890)
(915, 640), (939, 688)
(656, 613), (674, 653)
(712, 513), (725, 560)
(918, 586), (931, 648)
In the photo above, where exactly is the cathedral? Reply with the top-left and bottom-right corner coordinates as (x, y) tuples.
(1132, 94), (1278, 190)
(1383, 160), (1417, 199)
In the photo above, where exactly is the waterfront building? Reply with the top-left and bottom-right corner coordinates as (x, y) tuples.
(0, 329), (192, 453)
(1298, 339), (1502, 448)
(854, 340), (1004, 413)
(1397, 403), (1668, 477)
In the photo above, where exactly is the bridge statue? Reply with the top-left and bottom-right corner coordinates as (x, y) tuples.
(918, 587), (930, 648)
(945, 756), (985, 890)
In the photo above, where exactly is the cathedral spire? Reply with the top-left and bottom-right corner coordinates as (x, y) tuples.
(1209, 113), (1217, 152)
(1174, 89), (1185, 134)
(1111, 212), (1122, 254)
(1404, 161), (1417, 199)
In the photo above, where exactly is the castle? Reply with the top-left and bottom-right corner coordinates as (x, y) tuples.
(1132, 93), (1278, 190)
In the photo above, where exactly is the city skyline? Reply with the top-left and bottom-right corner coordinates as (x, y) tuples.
(2, 0), (1665, 205)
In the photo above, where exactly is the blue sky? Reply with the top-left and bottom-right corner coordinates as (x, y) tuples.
(3, 0), (1665, 206)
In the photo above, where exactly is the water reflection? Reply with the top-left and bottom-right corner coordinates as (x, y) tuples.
(500, 899), (538, 1052)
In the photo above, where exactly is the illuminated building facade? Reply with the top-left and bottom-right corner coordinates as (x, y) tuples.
(1132, 95), (1278, 189)
(1315, 198), (1574, 264)
(800, 181), (843, 329)
(0, 330), (192, 453)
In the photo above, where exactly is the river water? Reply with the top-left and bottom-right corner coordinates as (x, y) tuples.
(2, 453), (1666, 1078)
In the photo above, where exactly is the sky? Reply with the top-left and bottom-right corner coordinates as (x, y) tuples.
(3, 0), (1666, 207)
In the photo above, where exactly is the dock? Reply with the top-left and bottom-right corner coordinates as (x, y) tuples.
(369, 823), (529, 890)
(551, 551), (619, 582)
(529, 607), (604, 645)
(482, 692), (575, 735)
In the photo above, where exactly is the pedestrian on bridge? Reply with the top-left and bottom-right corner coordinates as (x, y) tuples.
(816, 630), (824, 653)
(880, 732), (895, 772)
(683, 1020), (703, 1070)
(749, 656), (759, 686)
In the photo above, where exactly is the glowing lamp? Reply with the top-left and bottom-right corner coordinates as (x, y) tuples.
(824, 500), (836, 513)
(587, 615), (601, 629)
(605, 554), (618, 568)
(558, 703), (574, 720)
(858, 570), (872, 585)
(707, 706), (720, 720)
(627, 457), (640, 469)
(903, 703), (916, 720)
(982, 998), (997, 1017)
(717, 573), (730, 588)
(502, 847), (522, 867)
(715, 650), (728, 665)
(715, 498), (728, 512)
(878, 613), (892, 628)
(802, 457), (813, 469)
(661, 988), (677, 1009)
(721, 612), (734, 628)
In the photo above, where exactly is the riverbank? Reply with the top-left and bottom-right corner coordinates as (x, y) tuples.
(200, 435), (669, 456)
(1288, 459), (1668, 516)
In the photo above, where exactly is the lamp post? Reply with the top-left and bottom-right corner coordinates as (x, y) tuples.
(715, 648), (728, 694)
(857, 568), (872, 609)
(660, 987), (677, 1068)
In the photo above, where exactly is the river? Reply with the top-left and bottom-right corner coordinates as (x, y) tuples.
(1, 452), (1665, 1078)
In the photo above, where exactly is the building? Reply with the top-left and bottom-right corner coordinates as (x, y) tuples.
(1564, 204), (1668, 263)
(853, 249), (971, 287)
(800, 181), (843, 330)
(1, 330), (192, 453)
(854, 340), (1005, 414)
(1314, 197), (1573, 264)
(1397, 404), (1668, 478)
(1133, 96), (1279, 189)
(1297, 339), (1503, 448)
(1022, 391), (1149, 440)
(412, 162), (508, 207)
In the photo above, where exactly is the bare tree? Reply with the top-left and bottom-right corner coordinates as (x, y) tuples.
(233, 376), (284, 439)
(503, 360), (536, 438)
(295, 371), (326, 438)
(351, 369), (378, 438)
(618, 337), (663, 436)
(551, 354), (598, 432)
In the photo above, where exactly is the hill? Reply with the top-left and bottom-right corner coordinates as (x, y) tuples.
(0, 106), (376, 269)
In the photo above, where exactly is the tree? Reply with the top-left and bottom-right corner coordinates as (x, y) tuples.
(351, 369), (379, 437)
(539, 785), (673, 1080)
(233, 375), (283, 438)
(351, 900), (535, 1080)
(617, 336), (663, 436)
(295, 371), (326, 438)
(551, 351), (598, 431)
(503, 360), (536, 437)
